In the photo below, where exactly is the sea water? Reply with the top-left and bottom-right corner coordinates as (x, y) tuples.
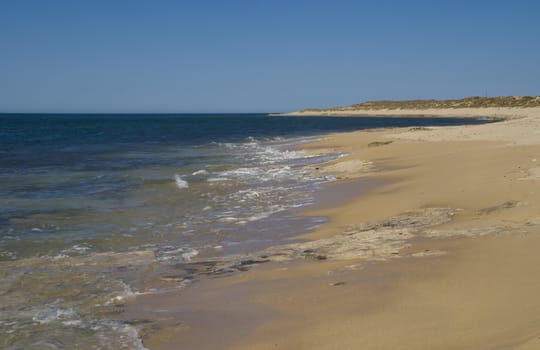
(0, 113), (488, 349)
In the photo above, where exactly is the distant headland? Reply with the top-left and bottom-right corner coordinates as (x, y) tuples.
(277, 96), (540, 118)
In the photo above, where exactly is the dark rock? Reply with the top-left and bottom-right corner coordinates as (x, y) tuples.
(368, 141), (393, 147)
(330, 281), (345, 286)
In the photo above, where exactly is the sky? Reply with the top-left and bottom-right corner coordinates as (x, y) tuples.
(1, 0), (539, 113)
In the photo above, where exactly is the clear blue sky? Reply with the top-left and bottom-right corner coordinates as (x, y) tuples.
(1, 0), (539, 113)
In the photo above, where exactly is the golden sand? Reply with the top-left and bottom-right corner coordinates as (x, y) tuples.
(139, 107), (540, 349)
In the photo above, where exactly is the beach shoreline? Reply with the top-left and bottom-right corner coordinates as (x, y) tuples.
(273, 106), (539, 119)
(134, 107), (540, 349)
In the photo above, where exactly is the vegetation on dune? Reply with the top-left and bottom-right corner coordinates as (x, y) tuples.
(301, 96), (540, 112)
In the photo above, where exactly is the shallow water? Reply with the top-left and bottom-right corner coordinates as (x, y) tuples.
(0, 113), (489, 348)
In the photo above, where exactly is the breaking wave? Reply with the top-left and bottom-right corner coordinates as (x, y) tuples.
(174, 174), (189, 189)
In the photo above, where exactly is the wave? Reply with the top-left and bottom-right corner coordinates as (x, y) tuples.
(192, 169), (208, 176)
(174, 174), (189, 189)
(156, 245), (199, 262)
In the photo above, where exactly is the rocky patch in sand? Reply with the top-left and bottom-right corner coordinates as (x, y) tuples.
(193, 207), (516, 276)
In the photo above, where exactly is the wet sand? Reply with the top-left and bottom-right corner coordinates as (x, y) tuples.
(132, 107), (540, 349)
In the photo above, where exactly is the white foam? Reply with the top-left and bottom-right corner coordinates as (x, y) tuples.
(215, 166), (299, 183)
(32, 308), (79, 325)
(248, 212), (273, 222)
(218, 216), (239, 223)
(174, 174), (189, 189)
(192, 169), (208, 176)
(157, 246), (199, 262)
(115, 324), (149, 350)
(58, 244), (92, 257)
(181, 249), (199, 261)
(52, 254), (69, 260)
(0, 250), (17, 259)
(220, 167), (262, 177)
(216, 138), (314, 166)
(207, 177), (229, 182)
(72, 244), (92, 252)
(236, 190), (261, 199)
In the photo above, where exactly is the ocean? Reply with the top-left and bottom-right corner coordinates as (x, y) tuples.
(0, 113), (488, 349)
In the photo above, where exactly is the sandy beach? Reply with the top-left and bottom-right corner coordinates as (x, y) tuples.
(133, 107), (540, 349)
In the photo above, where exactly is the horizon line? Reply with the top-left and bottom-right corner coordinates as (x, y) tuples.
(0, 111), (280, 115)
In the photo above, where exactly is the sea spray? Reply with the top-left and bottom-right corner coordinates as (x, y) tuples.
(192, 169), (209, 176)
(174, 174), (189, 189)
